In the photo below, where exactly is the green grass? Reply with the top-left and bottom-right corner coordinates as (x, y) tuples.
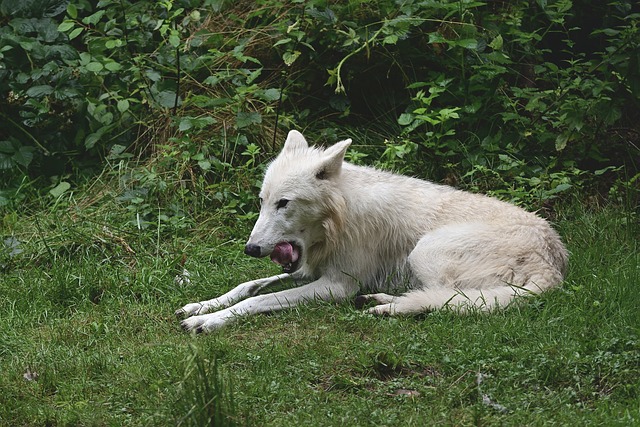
(0, 201), (638, 426)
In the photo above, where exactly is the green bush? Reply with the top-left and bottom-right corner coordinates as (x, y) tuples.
(283, 0), (639, 207)
(1, 0), (638, 213)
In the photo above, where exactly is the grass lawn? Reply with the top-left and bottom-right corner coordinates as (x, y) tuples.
(0, 200), (638, 426)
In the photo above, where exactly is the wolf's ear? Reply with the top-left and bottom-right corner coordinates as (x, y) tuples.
(283, 130), (309, 152)
(316, 138), (351, 180)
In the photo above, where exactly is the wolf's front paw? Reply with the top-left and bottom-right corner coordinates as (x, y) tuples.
(180, 315), (205, 333)
(180, 312), (233, 333)
(175, 302), (205, 318)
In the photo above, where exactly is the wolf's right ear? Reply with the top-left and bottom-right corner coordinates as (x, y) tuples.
(316, 138), (351, 180)
(282, 130), (309, 152)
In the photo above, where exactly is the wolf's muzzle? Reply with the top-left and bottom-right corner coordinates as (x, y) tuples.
(244, 243), (262, 258)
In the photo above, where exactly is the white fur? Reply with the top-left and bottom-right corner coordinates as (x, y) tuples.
(177, 130), (568, 332)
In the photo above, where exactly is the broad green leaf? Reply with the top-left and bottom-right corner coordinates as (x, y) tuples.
(259, 88), (281, 102)
(236, 112), (262, 129)
(16, 39), (36, 51)
(283, 51), (300, 66)
(178, 118), (193, 132)
(104, 61), (122, 72)
(99, 112), (113, 125)
(79, 52), (91, 64)
(457, 39), (478, 49)
(438, 107), (461, 120)
(555, 133), (569, 151)
(169, 32), (180, 48)
(13, 146), (34, 167)
(85, 132), (102, 149)
(428, 32), (447, 44)
(193, 116), (215, 128)
(488, 34), (503, 50)
(383, 34), (398, 45)
(108, 144), (128, 159)
(207, 0), (227, 12)
(0, 140), (14, 153)
(85, 62), (103, 72)
(156, 91), (180, 109)
(49, 182), (71, 198)
(26, 85), (54, 97)
(43, 0), (70, 17)
(57, 21), (74, 32)
(273, 38), (292, 47)
(105, 39), (120, 49)
(398, 113), (414, 126)
(552, 183), (572, 193)
(117, 99), (129, 113)
(145, 69), (162, 82)
(406, 82), (429, 89)
(82, 10), (105, 25)
(67, 3), (77, 18)
(68, 27), (83, 40)
(246, 68), (262, 84)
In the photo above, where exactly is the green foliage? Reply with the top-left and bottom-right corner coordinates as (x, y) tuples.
(1, 0), (638, 213)
(287, 0), (639, 207)
(0, 0), (282, 217)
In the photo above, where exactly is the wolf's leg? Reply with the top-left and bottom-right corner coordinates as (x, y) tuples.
(181, 277), (358, 333)
(367, 223), (563, 315)
(175, 273), (290, 318)
(354, 293), (396, 309)
(367, 226), (502, 315)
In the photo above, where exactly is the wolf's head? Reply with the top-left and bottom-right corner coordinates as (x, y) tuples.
(244, 130), (351, 277)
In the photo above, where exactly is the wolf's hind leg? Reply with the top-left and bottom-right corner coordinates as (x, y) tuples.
(365, 222), (566, 316)
(354, 293), (395, 309)
(365, 288), (461, 316)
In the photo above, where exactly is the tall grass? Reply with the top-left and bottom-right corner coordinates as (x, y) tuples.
(175, 346), (240, 427)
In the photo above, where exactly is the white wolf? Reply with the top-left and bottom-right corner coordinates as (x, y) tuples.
(177, 130), (568, 333)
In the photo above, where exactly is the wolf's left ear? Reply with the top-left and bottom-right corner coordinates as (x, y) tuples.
(316, 138), (351, 180)
(283, 130), (309, 152)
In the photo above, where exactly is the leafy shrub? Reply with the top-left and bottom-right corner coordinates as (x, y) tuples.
(1, 0), (638, 214)
(283, 0), (639, 207)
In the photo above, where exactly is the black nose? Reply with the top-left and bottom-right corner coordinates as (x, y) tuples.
(244, 244), (262, 258)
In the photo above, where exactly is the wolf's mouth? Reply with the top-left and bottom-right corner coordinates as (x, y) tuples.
(270, 241), (301, 273)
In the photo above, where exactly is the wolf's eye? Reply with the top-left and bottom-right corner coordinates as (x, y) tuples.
(276, 199), (289, 209)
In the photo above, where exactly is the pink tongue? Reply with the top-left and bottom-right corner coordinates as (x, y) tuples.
(270, 242), (299, 266)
